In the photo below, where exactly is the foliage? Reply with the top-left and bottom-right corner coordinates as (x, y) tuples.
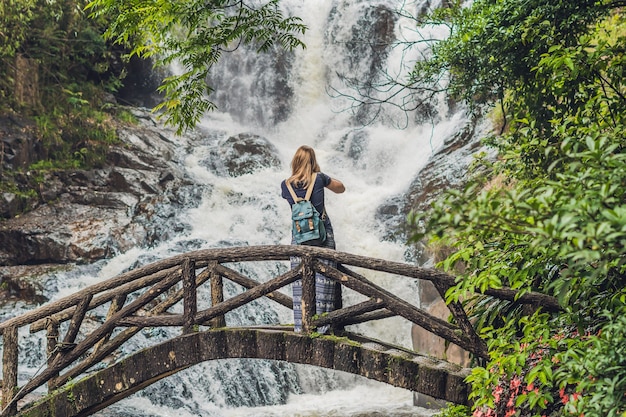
(0, 0), (126, 110)
(0, 0), (131, 180)
(555, 306), (626, 417)
(407, 1), (626, 417)
(32, 98), (120, 171)
(86, 0), (307, 133)
(412, 0), (604, 114)
(438, 404), (472, 417)
(0, 0), (36, 59)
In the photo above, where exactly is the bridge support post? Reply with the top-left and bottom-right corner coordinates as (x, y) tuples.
(332, 280), (344, 334)
(182, 258), (198, 334)
(46, 318), (60, 391)
(209, 261), (226, 328)
(301, 256), (315, 333)
(2, 326), (18, 416)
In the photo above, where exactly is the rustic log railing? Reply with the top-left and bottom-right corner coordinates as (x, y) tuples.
(0, 245), (560, 416)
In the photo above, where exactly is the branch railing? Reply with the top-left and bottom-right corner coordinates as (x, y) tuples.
(0, 245), (560, 416)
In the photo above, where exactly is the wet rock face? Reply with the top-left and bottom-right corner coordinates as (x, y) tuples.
(0, 109), (197, 301)
(0, 115), (42, 171)
(0, 203), (140, 266)
(208, 133), (282, 177)
(0, 265), (51, 304)
(375, 116), (489, 247)
(404, 121), (485, 214)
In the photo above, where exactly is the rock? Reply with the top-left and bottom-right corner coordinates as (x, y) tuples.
(0, 193), (22, 218)
(0, 203), (122, 265)
(375, 115), (491, 245)
(0, 115), (41, 170)
(209, 133), (282, 177)
(411, 298), (470, 367)
(0, 265), (64, 305)
(337, 129), (369, 163)
(0, 109), (193, 271)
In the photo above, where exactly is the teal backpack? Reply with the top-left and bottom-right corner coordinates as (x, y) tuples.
(286, 173), (327, 246)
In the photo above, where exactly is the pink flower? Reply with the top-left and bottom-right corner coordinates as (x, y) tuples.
(494, 385), (503, 403)
(559, 387), (569, 404)
(507, 395), (515, 408)
(510, 376), (522, 395)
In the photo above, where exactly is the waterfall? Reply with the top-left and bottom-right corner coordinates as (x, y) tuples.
(6, 1), (475, 416)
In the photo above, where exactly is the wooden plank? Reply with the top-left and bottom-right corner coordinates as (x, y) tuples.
(3, 244), (559, 413)
(93, 294), (127, 355)
(332, 281), (344, 334)
(60, 294), (93, 349)
(8, 245), (558, 334)
(341, 309), (396, 325)
(29, 267), (179, 333)
(195, 267), (301, 324)
(116, 315), (184, 327)
(3, 270), (182, 411)
(321, 262), (487, 359)
(313, 298), (385, 328)
(214, 264), (293, 309)
(51, 266), (212, 388)
(46, 318), (60, 391)
(431, 280), (487, 357)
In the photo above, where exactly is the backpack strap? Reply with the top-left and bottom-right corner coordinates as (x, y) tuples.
(286, 172), (318, 202)
(304, 172), (317, 201)
(285, 181), (300, 202)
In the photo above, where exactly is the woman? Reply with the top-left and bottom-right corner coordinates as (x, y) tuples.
(281, 145), (345, 334)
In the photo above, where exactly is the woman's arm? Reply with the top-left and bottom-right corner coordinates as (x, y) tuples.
(326, 178), (345, 193)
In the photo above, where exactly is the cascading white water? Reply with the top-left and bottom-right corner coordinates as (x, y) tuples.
(5, 1), (476, 416)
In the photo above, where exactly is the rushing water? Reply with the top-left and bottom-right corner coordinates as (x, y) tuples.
(6, 0), (478, 416)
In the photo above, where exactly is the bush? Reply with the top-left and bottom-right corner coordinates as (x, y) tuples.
(411, 3), (626, 417)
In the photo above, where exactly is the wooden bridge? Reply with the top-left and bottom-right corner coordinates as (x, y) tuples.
(0, 245), (560, 416)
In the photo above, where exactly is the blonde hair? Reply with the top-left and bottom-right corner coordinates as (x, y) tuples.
(288, 145), (320, 188)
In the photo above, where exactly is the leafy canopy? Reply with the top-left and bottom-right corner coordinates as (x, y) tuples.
(85, 0), (307, 133)
(408, 1), (626, 417)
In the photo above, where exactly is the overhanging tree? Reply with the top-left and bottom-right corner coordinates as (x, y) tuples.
(85, 0), (307, 133)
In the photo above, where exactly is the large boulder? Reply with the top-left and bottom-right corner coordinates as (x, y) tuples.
(208, 133), (282, 177)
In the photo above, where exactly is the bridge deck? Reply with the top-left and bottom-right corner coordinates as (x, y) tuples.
(15, 327), (471, 417)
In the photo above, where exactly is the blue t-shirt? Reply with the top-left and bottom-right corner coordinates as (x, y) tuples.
(281, 172), (331, 219)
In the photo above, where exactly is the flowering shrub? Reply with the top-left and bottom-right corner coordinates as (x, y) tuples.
(458, 316), (625, 417)
(408, 2), (626, 417)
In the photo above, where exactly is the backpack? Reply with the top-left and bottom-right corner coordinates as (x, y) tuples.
(285, 173), (327, 246)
